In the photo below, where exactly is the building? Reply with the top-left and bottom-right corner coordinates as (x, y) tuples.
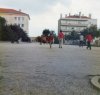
(0, 8), (30, 33)
(58, 12), (97, 35)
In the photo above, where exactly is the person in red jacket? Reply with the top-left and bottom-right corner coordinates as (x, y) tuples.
(48, 33), (54, 48)
(85, 33), (93, 50)
(58, 30), (64, 48)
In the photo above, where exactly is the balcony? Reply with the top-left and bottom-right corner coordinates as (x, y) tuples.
(61, 22), (88, 27)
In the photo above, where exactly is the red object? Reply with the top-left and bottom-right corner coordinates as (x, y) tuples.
(47, 35), (54, 42)
(58, 32), (64, 39)
(85, 34), (93, 42)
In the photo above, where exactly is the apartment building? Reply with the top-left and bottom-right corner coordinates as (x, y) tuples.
(0, 8), (30, 33)
(58, 12), (97, 35)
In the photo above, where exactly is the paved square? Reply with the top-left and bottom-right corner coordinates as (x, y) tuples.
(0, 42), (100, 95)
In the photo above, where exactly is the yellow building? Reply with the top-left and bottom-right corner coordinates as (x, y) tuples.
(0, 8), (30, 33)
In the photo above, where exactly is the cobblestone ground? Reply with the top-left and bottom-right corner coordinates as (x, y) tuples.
(0, 42), (100, 95)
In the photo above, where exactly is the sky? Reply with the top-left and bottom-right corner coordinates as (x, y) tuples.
(0, 0), (100, 37)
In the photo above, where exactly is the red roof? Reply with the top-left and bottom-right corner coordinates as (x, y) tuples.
(66, 15), (90, 19)
(0, 8), (30, 19)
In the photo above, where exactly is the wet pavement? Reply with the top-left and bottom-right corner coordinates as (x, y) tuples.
(0, 42), (100, 95)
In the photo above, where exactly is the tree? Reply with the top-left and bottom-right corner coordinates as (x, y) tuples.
(0, 16), (6, 28)
(0, 16), (6, 40)
(52, 31), (59, 44)
(81, 28), (89, 37)
(9, 25), (30, 42)
(81, 25), (98, 38)
(65, 34), (72, 40)
(70, 30), (79, 40)
(42, 29), (50, 36)
(96, 29), (100, 37)
(0, 16), (30, 42)
(1, 25), (11, 41)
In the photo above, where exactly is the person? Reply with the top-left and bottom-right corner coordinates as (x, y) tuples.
(58, 30), (64, 48)
(48, 33), (54, 48)
(85, 33), (93, 50)
(79, 34), (84, 47)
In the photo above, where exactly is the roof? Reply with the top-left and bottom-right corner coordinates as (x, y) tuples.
(0, 8), (30, 19)
(66, 15), (90, 19)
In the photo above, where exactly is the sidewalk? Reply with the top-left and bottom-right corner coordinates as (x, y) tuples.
(91, 76), (100, 89)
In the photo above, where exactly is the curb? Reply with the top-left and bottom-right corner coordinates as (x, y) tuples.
(91, 76), (100, 89)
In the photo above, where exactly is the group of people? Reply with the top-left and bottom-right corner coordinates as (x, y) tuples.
(48, 30), (64, 48)
(79, 33), (93, 50)
(46, 30), (93, 50)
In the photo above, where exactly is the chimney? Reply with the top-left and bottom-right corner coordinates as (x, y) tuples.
(65, 14), (67, 18)
(60, 14), (62, 18)
(89, 14), (91, 18)
(69, 13), (70, 16)
(19, 9), (21, 12)
(79, 12), (81, 18)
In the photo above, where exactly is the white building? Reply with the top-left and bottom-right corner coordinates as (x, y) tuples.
(58, 12), (97, 35)
(0, 8), (30, 33)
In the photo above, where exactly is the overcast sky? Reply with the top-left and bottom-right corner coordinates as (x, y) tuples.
(0, 0), (100, 37)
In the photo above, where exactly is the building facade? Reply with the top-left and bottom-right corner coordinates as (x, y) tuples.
(58, 12), (97, 35)
(0, 8), (30, 33)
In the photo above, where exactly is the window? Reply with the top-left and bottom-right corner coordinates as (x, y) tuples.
(18, 24), (20, 27)
(22, 24), (24, 27)
(61, 20), (66, 24)
(15, 17), (17, 20)
(61, 26), (66, 30)
(18, 17), (20, 20)
(22, 17), (24, 20)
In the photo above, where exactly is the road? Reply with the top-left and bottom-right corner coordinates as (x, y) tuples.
(0, 42), (100, 95)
